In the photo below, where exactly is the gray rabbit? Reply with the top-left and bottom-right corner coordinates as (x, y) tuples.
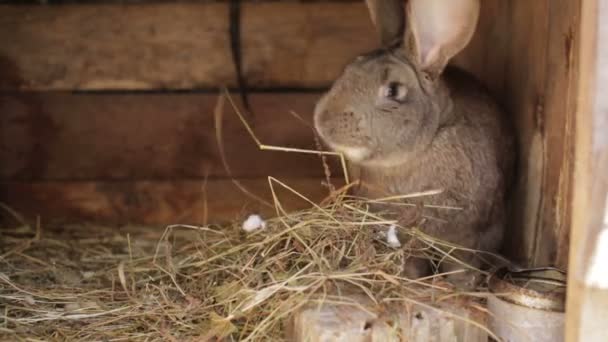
(314, 0), (515, 287)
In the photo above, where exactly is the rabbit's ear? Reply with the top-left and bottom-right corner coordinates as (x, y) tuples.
(365, 0), (405, 47)
(406, 0), (480, 78)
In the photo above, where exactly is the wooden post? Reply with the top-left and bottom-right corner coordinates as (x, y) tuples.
(565, 0), (608, 341)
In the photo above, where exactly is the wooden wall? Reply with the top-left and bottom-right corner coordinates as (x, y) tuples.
(501, 1), (580, 269)
(565, 0), (608, 339)
(0, 1), (582, 269)
(0, 2), (376, 90)
(0, 2), (376, 225)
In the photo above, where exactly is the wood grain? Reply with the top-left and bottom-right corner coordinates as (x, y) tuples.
(502, 0), (580, 269)
(0, 1), (505, 92)
(0, 2), (376, 90)
(0, 92), (339, 180)
(566, 0), (608, 341)
(0, 178), (339, 225)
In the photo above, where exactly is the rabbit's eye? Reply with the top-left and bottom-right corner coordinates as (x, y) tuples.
(380, 82), (408, 102)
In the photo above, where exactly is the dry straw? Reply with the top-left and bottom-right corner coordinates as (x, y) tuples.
(0, 92), (505, 341)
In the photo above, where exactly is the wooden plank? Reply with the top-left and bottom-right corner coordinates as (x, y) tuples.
(0, 1), (505, 91)
(0, 2), (376, 90)
(502, 0), (551, 267)
(0, 92), (338, 180)
(502, 0), (580, 268)
(0, 177), (339, 225)
(541, 1), (580, 270)
(565, 0), (608, 341)
(287, 294), (488, 342)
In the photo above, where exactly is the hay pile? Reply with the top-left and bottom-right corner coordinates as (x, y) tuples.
(0, 187), (502, 341)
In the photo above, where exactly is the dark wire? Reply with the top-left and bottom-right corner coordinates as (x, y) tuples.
(229, 0), (252, 115)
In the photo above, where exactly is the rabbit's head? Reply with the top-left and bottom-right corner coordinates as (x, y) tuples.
(314, 0), (480, 167)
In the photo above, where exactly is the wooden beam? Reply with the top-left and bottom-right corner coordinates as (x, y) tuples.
(0, 92), (339, 181)
(565, 0), (608, 341)
(0, 178), (339, 225)
(0, 1), (505, 92)
(0, 2), (376, 90)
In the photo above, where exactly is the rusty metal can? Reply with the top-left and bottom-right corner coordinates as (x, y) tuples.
(487, 267), (567, 342)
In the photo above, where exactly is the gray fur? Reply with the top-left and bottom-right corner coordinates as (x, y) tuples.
(314, 2), (515, 287)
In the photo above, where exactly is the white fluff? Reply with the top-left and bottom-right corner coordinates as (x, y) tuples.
(242, 214), (266, 233)
(330, 144), (370, 163)
(341, 147), (370, 162)
(386, 225), (402, 248)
